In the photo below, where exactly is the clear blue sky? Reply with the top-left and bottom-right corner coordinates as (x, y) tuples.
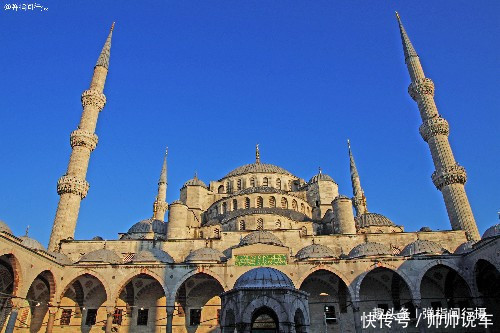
(1, 1), (498, 246)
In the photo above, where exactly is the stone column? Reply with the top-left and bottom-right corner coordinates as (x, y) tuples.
(352, 303), (362, 333)
(5, 298), (22, 333)
(45, 305), (58, 333)
(105, 306), (114, 333)
(412, 299), (426, 333)
(166, 305), (175, 333)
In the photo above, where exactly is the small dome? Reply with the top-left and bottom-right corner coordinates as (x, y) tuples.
(296, 244), (335, 260)
(48, 251), (73, 265)
(399, 240), (445, 256)
(185, 248), (226, 263)
(223, 163), (294, 179)
(0, 220), (12, 234)
(132, 248), (174, 263)
(419, 226), (432, 232)
(79, 249), (121, 264)
(92, 236), (104, 241)
(183, 176), (207, 188)
(19, 236), (45, 251)
(234, 267), (294, 289)
(356, 213), (395, 228)
(349, 242), (392, 258)
(454, 241), (476, 254)
(170, 200), (184, 205)
(127, 219), (167, 235)
(482, 224), (500, 239)
(239, 231), (284, 247)
(308, 172), (335, 184)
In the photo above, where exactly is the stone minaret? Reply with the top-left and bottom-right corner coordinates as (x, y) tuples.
(48, 24), (114, 251)
(348, 140), (367, 216)
(396, 13), (480, 241)
(153, 148), (168, 220)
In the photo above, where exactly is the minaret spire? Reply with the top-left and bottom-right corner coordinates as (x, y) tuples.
(153, 147), (168, 221)
(255, 144), (261, 164)
(48, 24), (115, 252)
(347, 139), (367, 216)
(395, 14), (480, 241)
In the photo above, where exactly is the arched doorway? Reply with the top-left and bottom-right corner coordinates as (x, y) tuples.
(475, 259), (500, 328)
(420, 264), (472, 310)
(174, 273), (224, 333)
(294, 308), (306, 333)
(0, 255), (18, 331)
(251, 306), (278, 333)
(59, 274), (107, 333)
(116, 273), (166, 332)
(25, 270), (55, 332)
(222, 308), (235, 333)
(300, 269), (351, 332)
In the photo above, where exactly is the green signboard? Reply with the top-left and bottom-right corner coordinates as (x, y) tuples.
(235, 254), (287, 266)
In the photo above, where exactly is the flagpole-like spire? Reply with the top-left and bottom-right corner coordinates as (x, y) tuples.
(153, 147), (168, 221)
(96, 22), (114, 69)
(395, 12), (424, 82)
(348, 139), (367, 216)
(256, 144), (261, 164)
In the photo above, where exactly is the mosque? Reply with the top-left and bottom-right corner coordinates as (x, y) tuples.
(0, 13), (498, 333)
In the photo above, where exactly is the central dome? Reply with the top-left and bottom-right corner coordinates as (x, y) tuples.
(223, 163), (293, 179)
(234, 267), (294, 289)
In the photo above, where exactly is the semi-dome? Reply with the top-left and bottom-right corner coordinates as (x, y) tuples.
(185, 247), (226, 263)
(48, 251), (73, 265)
(127, 219), (167, 235)
(132, 248), (174, 263)
(356, 213), (396, 228)
(183, 176), (207, 188)
(296, 244), (335, 260)
(482, 224), (500, 239)
(308, 172), (335, 184)
(454, 241), (476, 254)
(399, 239), (445, 256)
(234, 267), (294, 289)
(19, 236), (45, 251)
(239, 231), (284, 247)
(0, 220), (12, 235)
(349, 242), (392, 258)
(223, 163), (293, 179)
(79, 249), (121, 264)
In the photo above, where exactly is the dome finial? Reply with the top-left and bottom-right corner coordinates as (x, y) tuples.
(256, 144), (260, 164)
(25, 225), (30, 237)
(318, 166), (322, 174)
(194, 170), (198, 179)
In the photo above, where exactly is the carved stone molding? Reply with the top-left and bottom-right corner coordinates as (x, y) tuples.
(432, 164), (467, 190)
(419, 117), (449, 142)
(408, 78), (435, 101)
(57, 175), (89, 199)
(81, 89), (106, 110)
(70, 129), (98, 151)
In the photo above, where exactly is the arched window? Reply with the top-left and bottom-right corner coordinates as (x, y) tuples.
(222, 202), (227, 214)
(300, 203), (305, 213)
(257, 218), (264, 230)
(262, 177), (269, 187)
(218, 185), (224, 194)
(226, 181), (231, 193)
(269, 196), (276, 208)
(292, 200), (298, 211)
(275, 220), (281, 229)
(301, 226), (307, 236)
(232, 199), (238, 211)
(237, 179), (242, 191)
(245, 197), (250, 209)
(214, 228), (220, 238)
(199, 231), (204, 239)
(239, 220), (246, 231)
(256, 196), (263, 208)
(250, 177), (256, 187)
(288, 180), (293, 191)
(276, 178), (281, 189)
(281, 197), (288, 209)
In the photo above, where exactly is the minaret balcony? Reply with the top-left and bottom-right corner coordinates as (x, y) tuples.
(408, 78), (435, 101)
(431, 164), (467, 190)
(419, 117), (450, 142)
(57, 175), (90, 199)
(81, 89), (106, 110)
(70, 129), (98, 150)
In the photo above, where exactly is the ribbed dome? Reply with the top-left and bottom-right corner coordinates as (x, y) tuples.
(132, 248), (174, 263)
(0, 220), (12, 234)
(482, 224), (500, 239)
(79, 249), (121, 264)
(239, 231), (284, 247)
(454, 241), (476, 254)
(234, 267), (294, 289)
(48, 251), (73, 265)
(127, 219), (167, 235)
(296, 244), (335, 260)
(349, 242), (392, 258)
(183, 177), (207, 188)
(185, 248), (226, 263)
(19, 236), (45, 251)
(399, 240), (445, 256)
(356, 213), (395, 228)
(223, 163), (293, 178)
(308, 172), (335, 184)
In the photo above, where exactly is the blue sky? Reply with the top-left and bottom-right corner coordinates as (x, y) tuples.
(1, 1), (498, 246)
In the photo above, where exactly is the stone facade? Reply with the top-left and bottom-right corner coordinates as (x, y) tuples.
(0, 14), (498, 333)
